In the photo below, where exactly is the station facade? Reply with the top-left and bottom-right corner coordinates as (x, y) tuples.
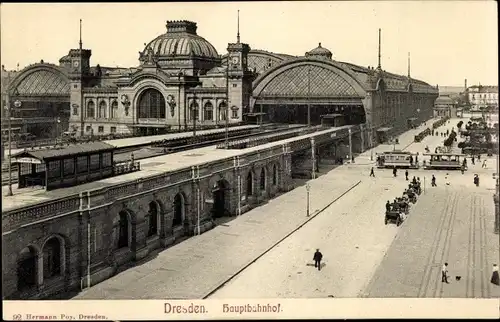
(6, 20), (438, 143)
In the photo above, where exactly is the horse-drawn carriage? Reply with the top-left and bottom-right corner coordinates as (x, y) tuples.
(385, 199), (409, 226)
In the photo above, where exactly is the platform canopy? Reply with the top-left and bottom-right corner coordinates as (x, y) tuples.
(12, 141), (115, 164)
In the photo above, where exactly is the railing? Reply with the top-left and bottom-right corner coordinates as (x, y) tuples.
(113, 161), (141, 176)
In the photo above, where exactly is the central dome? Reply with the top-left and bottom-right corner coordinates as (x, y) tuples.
(434, 95), (454, 106)
(305, 43), (333, 60)
(144, 20), (219, 59)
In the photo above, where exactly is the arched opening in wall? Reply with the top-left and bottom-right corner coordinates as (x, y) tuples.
(117, 211), (130, 249)
(17, 246), (37, 291)
(219, 101), (227, 121)
(87, 101), (95, 118)
(137, 88), (166, 119)
(147, 201), (159, 237)
(212, 179), (231, 218)
(42, 237), (63, 280)
(204, 101), (213, 121)
(246, 171), (253, 197)
(259, 168), (266, 191)
(111, 100), (118, 119)
(189, 100), (199, 121)
(173, 193), (185, 227)
(98, 101), (107, 119)
(273, 164), (278, 186)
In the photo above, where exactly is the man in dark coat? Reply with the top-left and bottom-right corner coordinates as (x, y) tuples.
(313, 249), (323, 271)
(405, 170), (409, 181)
(386, 200), (391, 213)
(370, 167), (375, 177)
(431, 175), (437, 187)
(393, 167), (397, 177)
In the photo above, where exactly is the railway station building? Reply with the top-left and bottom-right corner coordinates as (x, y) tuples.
(5, 20), (438, 144)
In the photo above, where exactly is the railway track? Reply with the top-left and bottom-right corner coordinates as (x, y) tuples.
(2, 125), (305, 186)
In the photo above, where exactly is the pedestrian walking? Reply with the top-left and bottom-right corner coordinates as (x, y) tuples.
(482, 160), (487, 168)
(477, 154), (481, 161)
(471, 156), (475, 165)
(393, 167), (397, 177)
(405, 170), (409, 181)
(491, 264), (500, 286)
(474, 174), (480, 187)
(369, 167), (375, 177)
(431, 175), (437, 187)
(386, 200), (391, 212)
(442, 263), (449, 283)
(313, 249), (323, 271)
(460, 165), (465, 174)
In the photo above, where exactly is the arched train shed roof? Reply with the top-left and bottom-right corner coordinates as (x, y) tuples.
(8, 63), (70, 97)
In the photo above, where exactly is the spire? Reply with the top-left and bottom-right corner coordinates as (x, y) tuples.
(237, 10), (240, 43)
(79, 19), (83, 50)
(377, 28), (381, 69)
(407, 52), (411, 78)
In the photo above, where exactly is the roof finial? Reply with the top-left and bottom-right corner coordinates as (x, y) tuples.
(407, 52), (411, 78)
(79, 19), (83, 50)
(319, 42), (322, 47)
(237, 10), (240, 43)
(377, 28), (381, 69)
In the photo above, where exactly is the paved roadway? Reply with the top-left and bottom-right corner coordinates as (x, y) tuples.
(208, 117), (500, 299)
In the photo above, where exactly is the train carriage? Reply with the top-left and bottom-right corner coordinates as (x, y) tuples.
(376, 150), (419, 169)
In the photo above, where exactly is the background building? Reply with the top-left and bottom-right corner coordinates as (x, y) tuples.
(433, 94), (457, 118)
(467, 84), (499, 110)
(3, 20), (438, 145)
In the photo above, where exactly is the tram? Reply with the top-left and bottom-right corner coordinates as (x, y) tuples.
(376, 150), (419, 169)
(423, 153), (464, 171)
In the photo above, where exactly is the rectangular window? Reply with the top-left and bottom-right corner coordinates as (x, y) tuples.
(110, 126), (116, 133)
(89, 154), (100, 171)
(86, 126), (92, 133)
(232, 83), (237, 87)
(98, 126), (104, 133)
(48, 160), (60, 178)
(102, 152), (112, 168)
(63, 158), (75, 176)
(231, 109), (238, 119)
(73, 106), (78, 115)
(77, 156), (88, 173)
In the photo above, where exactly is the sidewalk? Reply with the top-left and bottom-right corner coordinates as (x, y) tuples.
(74, 169), (362, 299)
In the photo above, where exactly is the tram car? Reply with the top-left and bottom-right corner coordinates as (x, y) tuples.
(423, 153), (464, 171)
(376, 150), (419, 169)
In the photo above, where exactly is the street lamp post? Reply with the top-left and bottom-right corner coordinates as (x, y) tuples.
(55, 117), (61, 144)
(306, 183), (310, 217)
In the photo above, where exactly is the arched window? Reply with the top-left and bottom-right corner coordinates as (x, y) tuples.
(246, 172), (253, 196)
(137, 88), (166, 119)
(98, 101), (107, 118)
(260, 168), (266, 190)
(204, 101), (213, 121)
(189, 100), (199, 121)
(173, 193), (184, 227)
(147, 202), (159, 237)
(273, 164), (278, 186)
(219, 101), (227, 121)
(87, 101), (95, 118)
(111, 100), (118, 119)
(118, 211), (129, 249)
(17, 246), (37, 291)
(43, 237), (62, 279)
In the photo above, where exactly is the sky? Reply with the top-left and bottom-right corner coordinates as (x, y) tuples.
(1, 1), (498, 86)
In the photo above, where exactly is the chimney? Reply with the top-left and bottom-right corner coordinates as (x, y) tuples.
(465, 79), (467, 91)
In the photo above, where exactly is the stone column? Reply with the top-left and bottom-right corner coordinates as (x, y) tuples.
(348, 128), (353, 159)
(360, 124), (365, 152)
(37, 254), (44, 288)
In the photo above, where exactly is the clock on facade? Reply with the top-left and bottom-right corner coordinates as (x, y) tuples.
(231, 56), (240, 64)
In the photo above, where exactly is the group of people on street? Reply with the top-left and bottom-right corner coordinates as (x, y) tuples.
(385, 177), (422, 224)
